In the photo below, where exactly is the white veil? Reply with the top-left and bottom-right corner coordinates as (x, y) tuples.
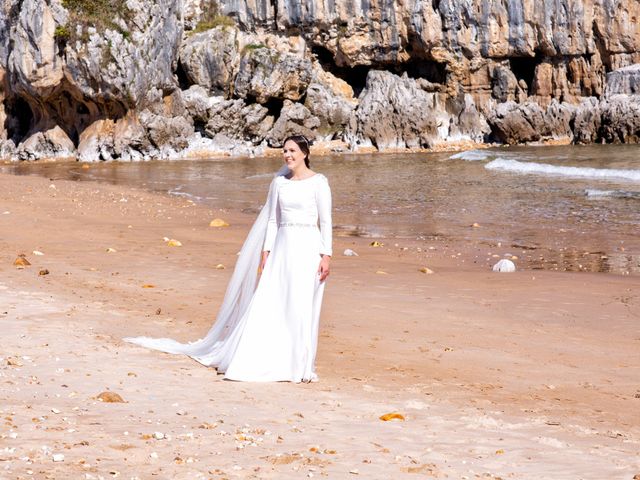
(124, 165), (290, 365)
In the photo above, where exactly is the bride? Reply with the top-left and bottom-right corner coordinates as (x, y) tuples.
(125, 135), (332, 382)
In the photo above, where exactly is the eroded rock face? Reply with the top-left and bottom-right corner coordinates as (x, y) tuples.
(599, 95), (640, 143)
(488, 102), (549, 144)
(605, 64), (640, 96)
(2, 0), (182, 148)
(266, 100), (320, 146)
(347, 70), (441, 150)
(205, 98), (273, 144)
(17, 126), (75, 160)
(573, 97), (602, 144)
(1, 0), (639, 160)
(233, 46), (312, 104)
(179, 26), (241, 96)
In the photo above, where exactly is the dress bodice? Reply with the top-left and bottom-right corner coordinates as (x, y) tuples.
(263, 173), (333, 256)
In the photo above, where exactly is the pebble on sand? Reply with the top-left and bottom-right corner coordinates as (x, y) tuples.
(369, 241), (384, 247)
(492, 259), (516, 272)
(419, 267), (434, 274)
(97, 391), (125, 403)
(379, 412), (405, 421)
(14, 255), (31, 268)
(210, 218), (230, 227)
(166, 239), (182, 247)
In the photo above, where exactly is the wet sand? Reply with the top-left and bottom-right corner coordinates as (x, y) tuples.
(1, 171), (639, 479)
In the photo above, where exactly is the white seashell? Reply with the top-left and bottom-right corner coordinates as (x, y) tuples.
(343, 249), (358, 256)
(492, 259), (516, 272)
(52, 453), (65, 462)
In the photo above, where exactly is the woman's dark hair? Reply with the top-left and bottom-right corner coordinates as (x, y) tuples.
(283, 135), (311, 168)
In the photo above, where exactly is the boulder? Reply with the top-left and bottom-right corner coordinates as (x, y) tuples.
(182, 85), (215, 123)
(141, 110), (194, 151)
(265, 100), (320, 146)
(17, 126), (75, 160)
(205, 98), (273, 144)
(487, 102), (548, 144)
(77, 119), (116, 161)
(599, 95), (640, 143)
(347, 70), (440, 150)
(0, 139), (17, 159)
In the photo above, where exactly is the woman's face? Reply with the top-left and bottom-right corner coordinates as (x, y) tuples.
(283, 140), (306, 170)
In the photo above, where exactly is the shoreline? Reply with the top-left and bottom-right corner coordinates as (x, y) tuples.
(1, 171), (639, 478)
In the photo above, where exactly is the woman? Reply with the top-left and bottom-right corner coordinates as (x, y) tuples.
(125, 135), (332, 383)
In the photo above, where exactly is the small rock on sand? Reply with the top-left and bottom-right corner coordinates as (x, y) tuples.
(97, 391), (125, 403)
(492, 259), (516, 272)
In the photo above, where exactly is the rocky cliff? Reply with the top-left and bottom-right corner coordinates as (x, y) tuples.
(0, 0), (639, 161)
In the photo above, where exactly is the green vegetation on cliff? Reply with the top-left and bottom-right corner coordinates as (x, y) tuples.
(192, 1), (235, 33)
(60, 0), (131, 41)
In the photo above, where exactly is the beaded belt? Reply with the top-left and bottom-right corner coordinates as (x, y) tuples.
(279, 222), (317, 228)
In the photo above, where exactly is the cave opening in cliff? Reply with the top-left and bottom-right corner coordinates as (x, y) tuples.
(311, 45), (370, 96)
(509, 54), (542, 93)
(403, 59), (447, 84)
(263, 97), (284, 118)
(6, 97), (34, 144)
(176, 59), (193, 90)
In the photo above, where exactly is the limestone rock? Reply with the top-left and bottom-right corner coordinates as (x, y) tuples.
(599, 95), (640, 144)
(265, 100), (320, 146)
(605, 64), (640, 96)
(493, 259), (516, 273)
(113, 113), (150, 160)
(0, 139), (17, 160)
(2, 0), (182, 149)
(492, 65), (520, 103)
(205, 98), (273, 144)
(573, 97), (602, 144)
(77, 119), (116, 162)
(182, 85), (215, 123)
(488, 102), (548, 144)
(544, 100), (576, 141)
(347, 70), (440, 150)
(17, 126), (75, 160)
(305, 68), (357, 139)
(141, 110), (194, 151)
(447, 94), (491, 143)
(234, 47), (312, 104)
(179, 26), (241, 96)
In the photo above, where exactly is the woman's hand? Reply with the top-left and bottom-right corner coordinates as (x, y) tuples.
(259, 251), (270, 274)
(318, 255), (331, 282)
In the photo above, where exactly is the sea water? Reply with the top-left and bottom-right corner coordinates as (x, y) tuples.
(3, 144), (639, 275)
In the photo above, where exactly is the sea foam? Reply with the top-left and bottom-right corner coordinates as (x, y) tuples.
(449, 149), (492, 161)
(585, 189), (640, 199)
(485, 159), (640, 182)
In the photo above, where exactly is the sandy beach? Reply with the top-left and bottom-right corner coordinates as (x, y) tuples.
(1, 170), (639, 479)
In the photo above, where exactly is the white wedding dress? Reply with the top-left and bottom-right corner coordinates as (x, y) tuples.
(125, 170), (332, 383)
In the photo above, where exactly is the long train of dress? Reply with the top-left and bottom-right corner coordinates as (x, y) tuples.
(125, 170), (332, 383)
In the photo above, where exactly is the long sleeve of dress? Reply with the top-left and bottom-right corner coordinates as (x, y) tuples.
(316, 176), (333, 257)
(263, 179), (279, 252)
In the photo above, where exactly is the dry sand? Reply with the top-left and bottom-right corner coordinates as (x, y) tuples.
(1, 171), (639, 479)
